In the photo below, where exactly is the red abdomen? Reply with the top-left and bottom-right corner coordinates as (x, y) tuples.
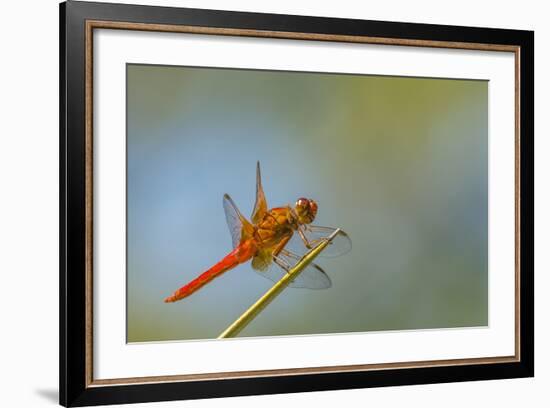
(164, 238), (257, 302)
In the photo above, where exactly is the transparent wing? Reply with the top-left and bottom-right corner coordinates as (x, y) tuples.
(285, 225), (352, 258)
(251, 247), (273, 271)
(253, 248), (332, 290)
(251, 161), (268, 224)
(223, 194), (254, 249)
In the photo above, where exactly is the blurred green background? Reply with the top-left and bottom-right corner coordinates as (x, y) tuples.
(126, 64), (488, 342)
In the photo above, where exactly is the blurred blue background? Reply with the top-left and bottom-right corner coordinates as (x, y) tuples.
(126, 64), (488, 342)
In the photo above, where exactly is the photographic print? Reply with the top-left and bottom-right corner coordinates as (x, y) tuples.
(126, 64), (488, 343)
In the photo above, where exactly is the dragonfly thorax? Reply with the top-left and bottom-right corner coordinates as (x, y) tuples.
(254, 207), (294, 246)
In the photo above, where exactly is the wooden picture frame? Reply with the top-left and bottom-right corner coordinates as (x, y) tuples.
(60, 1), (534, 406)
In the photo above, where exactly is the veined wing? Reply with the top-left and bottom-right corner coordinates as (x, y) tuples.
(253, 247), (332, 290)
(286, 225), (352, 258)
(251, 161), (268, 224)
(223, 194), (254, 249)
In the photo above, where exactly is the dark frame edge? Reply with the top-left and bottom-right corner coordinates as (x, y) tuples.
(71, 361), (532, 407)
(59, 1), (68, 406)
(62, 1), (90, 406)
(518, 30), (535, 378)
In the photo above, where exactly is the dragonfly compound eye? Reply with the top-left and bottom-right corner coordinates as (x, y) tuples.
(296, 198), (309, 209)
(309, 199), (318, 217)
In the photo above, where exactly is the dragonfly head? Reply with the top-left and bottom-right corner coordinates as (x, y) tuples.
(294, 197), (318, 224)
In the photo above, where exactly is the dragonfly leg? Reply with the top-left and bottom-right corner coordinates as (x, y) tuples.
(271, 234), (293, 275)
(272, 254), (291, 272)
(272, 234), (291, 257)
(280, 248), (300, 260)
(298, 227), (314, 249)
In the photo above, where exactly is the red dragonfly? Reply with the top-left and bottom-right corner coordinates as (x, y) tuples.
(165, 162), (351, 303)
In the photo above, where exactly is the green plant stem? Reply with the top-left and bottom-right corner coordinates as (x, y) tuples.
(218, 228), (341, 339)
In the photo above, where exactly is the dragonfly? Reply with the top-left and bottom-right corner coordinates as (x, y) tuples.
(164, 162), (351, 303)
